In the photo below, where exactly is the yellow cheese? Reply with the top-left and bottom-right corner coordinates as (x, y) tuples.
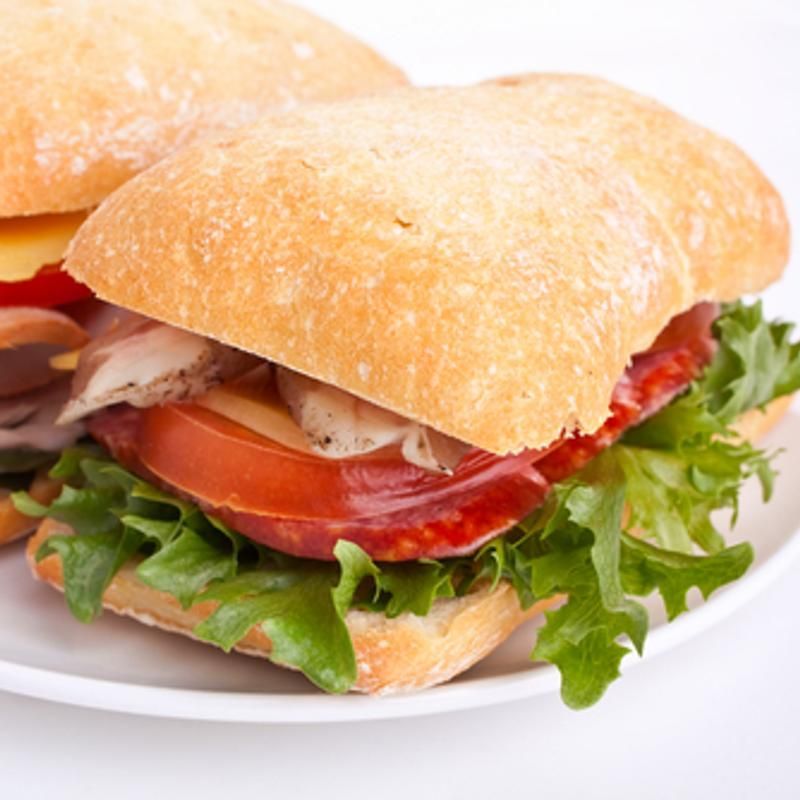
(0, 211), (88, 282)
(50, 348), (83, 371)
(195, 367), (314, 454)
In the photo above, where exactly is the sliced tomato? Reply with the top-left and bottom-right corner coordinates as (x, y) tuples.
(89, 404), (549, 561)
(88, 302), (717, 562)
(0, 264), (93, 308)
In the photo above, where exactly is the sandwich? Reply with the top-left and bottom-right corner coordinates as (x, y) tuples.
(14, 75), (797, 707)
(0, 0), (406, 544)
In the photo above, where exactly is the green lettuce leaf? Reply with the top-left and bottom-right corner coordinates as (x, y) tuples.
(13, 301), (799, 706)
(518, 461), (755, 707)
(14, 449), (446, 693)
(193, 541), (378, 692)
(374, 561), (457, 617)
(702, 300), (800, 420)
(615, 438), (775, 554)
(195, 569), (354, 692)
(37, 528), (144, 622)
(620, 533), (753, 620)
(137, 527), (238, 609)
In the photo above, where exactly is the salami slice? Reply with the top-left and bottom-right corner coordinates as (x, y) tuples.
(87, 303), (717, 560)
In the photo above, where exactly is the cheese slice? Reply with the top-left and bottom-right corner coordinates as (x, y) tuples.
(50, 348), (83, 371)
(0, 211), (88, 282)
(195, 367), (315, 454)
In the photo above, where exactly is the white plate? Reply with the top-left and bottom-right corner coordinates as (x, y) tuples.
(1, 411), (799, 723)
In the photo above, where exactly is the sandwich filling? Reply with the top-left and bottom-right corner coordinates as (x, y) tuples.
(13, 300), (800, 707)
(66, 303), (717, 561)
(0, 214), (95, 524)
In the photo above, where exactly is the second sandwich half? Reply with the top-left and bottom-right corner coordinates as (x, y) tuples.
(0, 0), (405, 545)
(15, 75), (799, 708)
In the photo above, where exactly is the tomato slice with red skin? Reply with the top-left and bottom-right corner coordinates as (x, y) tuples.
(88, 302), (717, 562)
(91, 403), (550, 561)
(0, 263), (93, 308)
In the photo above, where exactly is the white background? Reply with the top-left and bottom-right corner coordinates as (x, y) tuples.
(2, 1), (799, 797)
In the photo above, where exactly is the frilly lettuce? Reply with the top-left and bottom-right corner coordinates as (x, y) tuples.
(13, 301), (800, 705)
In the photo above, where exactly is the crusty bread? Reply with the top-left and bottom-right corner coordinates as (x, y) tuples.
(487, 74), (790, 301)
(64, 76), (789, 454)
(25, 397), (791, 693)
(27, 518), (556, 694)
(0, 0), (406, 217)
(0, 470), (61, 546)
(732, 393), (794, 442)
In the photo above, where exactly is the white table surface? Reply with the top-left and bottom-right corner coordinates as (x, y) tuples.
(2, 2), (799, 797)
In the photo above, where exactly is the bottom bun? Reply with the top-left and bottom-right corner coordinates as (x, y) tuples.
(27, 517), (556, 694)
(24, 396), (792, 693)
(0, 471), (62, 546)
(731, 393), (793, 442)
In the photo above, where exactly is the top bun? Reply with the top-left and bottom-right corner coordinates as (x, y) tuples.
(64, 75), (790, 454)
(0, 0), (406, 216)
(487, 74), (789, 300)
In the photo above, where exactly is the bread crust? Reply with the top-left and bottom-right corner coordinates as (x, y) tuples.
(0, 0), (406, 216)
(24, 397), (791, 693)
(488, 74), (791, 301)
(732, 393), (794, 442)
(65, 76), (789, 454)
(0, 470), (61, 546)
(27, 518), (556, 694)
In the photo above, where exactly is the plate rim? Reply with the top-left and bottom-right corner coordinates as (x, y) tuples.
(1, 515), (798, 724)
